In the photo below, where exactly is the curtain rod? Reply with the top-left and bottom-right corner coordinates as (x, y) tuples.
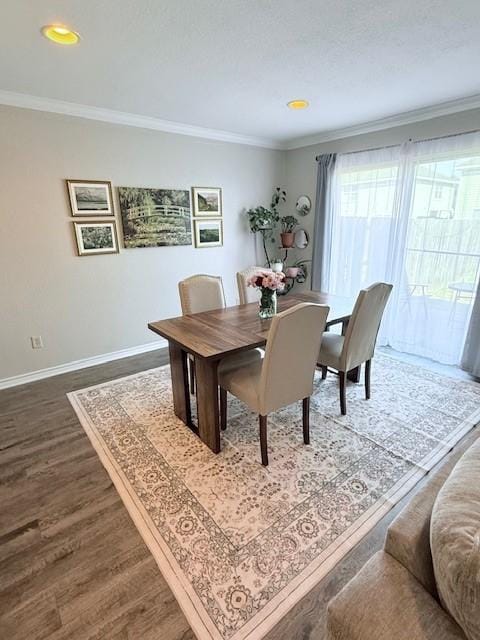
(315, 128), (480, 161)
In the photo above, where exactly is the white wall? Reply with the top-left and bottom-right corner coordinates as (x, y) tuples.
(2, 105), (479, 382)
(0, 106), (285, 380)
(284, 108), (480, 290)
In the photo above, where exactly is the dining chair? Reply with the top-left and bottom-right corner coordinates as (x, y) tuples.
(236, 266), (271, 305)
(218, 303), (330, 466)
(179, 274), (226, 316)
(317, 282), (393, 415)
(178, 274), (226, 393)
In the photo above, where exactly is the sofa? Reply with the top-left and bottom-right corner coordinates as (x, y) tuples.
(326, 428), (480, 640)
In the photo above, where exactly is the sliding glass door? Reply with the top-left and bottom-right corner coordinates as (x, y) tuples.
(326, 133), (480, 365)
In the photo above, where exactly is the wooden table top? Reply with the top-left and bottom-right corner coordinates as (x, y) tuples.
(148, 292), (353, 361)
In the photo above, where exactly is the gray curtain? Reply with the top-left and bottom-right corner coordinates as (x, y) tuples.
(461, 282), (480, 378)
(311, 153), (336, 291)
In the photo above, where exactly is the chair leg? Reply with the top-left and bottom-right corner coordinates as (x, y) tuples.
(188, 357), (196, 395)
(259, 415), (268, 466)
(220, 387), (227, 430)
(365, 359), (371, 400)
(302, 397), (310, 444)
(321, 366), (328, 380)
(339, 371), (347, 415)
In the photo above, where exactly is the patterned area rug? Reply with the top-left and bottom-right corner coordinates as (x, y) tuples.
(68, 354), (480, 640)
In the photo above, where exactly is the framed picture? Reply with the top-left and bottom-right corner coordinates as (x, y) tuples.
(192, 187), (222, 217)
(118, 187), (191, 248)
(73, 221), (119, 256)
(194, 218), (223, 248)
(66, 180), (114, 216)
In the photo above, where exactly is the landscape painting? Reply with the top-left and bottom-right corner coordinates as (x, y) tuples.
(118, 187), (192, 248)
(192, 187), (222, 217)
(73, 222), (118, 256)
(194, 218), (223, 248)
(67, 180), (114, 216)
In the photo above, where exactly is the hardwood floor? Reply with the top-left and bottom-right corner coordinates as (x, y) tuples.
(0, 350), (476, 639)
(0, 350), (193, 640)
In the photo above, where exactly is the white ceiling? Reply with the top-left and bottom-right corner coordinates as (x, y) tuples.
(2, 0), (480, 148)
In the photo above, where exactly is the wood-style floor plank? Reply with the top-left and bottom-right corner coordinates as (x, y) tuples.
(0, 347), (477, 639)
(0, 590), (62, 640)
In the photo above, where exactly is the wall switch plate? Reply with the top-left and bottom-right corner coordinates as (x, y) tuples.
(31, 336), (44, 349)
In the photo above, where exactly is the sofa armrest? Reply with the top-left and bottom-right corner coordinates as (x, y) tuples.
(384, 429), (480, 597)
(384, 476), (443, 597)
(326, 551), (465, 640)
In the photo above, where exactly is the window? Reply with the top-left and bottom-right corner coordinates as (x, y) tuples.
(434, 184), (443, 198)
(325, 133), (480, 364)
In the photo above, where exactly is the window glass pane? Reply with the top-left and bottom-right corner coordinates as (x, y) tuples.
(395, 154), (480, 361)
(339, 165), (398, 218)
(329, 163), (399, 298)
(326, 139), (480, 364)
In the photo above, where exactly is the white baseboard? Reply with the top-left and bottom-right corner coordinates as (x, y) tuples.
(0, 340), (167, 391)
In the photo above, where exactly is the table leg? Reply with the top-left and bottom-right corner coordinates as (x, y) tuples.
(195, 358), (221, 454)
(168, 342), (192, 427)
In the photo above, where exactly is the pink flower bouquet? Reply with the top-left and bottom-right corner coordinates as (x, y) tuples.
(247, 270), (286, 292)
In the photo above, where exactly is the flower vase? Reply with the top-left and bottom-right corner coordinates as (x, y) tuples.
(259, 289), (277, 319)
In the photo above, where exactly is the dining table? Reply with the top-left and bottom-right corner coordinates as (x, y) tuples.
(148, 292), (354, 454)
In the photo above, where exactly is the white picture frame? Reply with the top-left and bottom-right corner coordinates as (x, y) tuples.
(194, 218), (223, 248)
(73, 221), (119, 256)
(192, 187), (222, 217)
(67, 180), (114, 216)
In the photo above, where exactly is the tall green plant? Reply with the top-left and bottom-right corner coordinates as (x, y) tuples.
(246, 187), (286, 266)
(246, 206), (279, 233)
(280, 215), (299, 233)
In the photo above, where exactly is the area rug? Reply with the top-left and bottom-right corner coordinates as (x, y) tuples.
(68, 354), (480, 640)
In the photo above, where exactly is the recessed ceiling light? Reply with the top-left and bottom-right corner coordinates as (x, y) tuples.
(41, 24), (80, 45)
(287, 99), (309, 110)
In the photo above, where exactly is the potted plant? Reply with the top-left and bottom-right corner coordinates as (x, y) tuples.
(245, 187), (286, 266)
(271, 186), (286, 213)
(246, 206), (279, 233)
(280, 215), (298, 248)
(285, 266), (300, 278)
(247, 270), (286, 318)
(271, 257), (284, 273)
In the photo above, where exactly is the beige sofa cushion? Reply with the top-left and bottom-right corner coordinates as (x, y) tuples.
(326, 551), (465, 640)
(431, 437), (480, 640)
(385, 429), (480, 598)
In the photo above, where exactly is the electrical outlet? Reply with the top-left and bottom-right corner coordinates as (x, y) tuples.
(31, 336), (44, 349)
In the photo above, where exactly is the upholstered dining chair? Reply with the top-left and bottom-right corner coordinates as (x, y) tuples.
(178, 274), (226, 393)
(218, 303), (330, 466)
(317, 282), (393, 415)
(179, 274), (226, 316)
(236, 266), (271, 305)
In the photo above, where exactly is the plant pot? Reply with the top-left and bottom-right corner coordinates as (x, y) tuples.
(281, 232), (294, 248)
(285, 266), (299, 278)
(271, 261), (283, 273)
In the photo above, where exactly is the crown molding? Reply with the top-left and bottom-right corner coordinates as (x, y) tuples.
(283, 93), (480, 150)
(0, 90), (283, 150)
(1, 89), (479, 152)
